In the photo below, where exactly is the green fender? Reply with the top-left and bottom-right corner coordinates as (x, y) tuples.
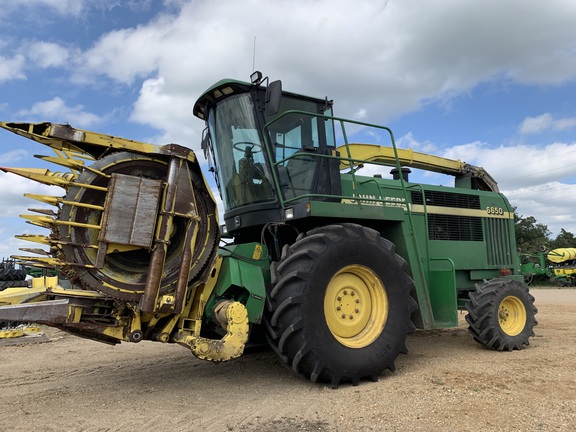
(206, 243), (269, 324)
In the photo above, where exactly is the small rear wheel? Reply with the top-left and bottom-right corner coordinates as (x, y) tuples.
(0, 280), (29, 291)
(466, 279), (538, 351)
(265, 223), (416, 387)
(0, 268), (27, 281)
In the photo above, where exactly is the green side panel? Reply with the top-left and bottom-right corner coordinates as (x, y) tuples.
(307, 200), (405, 221)
(469, 269), (501, 280)
(428, 258), (458, 328)
(429, 241), (488, 269)
(207, 243), (269, 324)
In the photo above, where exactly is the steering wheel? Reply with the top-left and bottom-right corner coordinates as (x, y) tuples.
(233, 142), (262, 156)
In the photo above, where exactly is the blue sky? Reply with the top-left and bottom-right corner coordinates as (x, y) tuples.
(1, 0), (576, 257)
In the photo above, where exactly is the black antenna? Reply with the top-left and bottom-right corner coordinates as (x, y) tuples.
(252, 36), (256, 72)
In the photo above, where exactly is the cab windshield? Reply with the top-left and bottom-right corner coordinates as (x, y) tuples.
(207, 93), (275, 210)
(207, 90), (337, 212)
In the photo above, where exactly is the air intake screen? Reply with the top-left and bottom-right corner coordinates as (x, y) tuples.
(428, 214), (483, 241)
(412, 191), (481, 209)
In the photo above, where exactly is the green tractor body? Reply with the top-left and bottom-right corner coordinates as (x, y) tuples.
(0, 73), (537, 386)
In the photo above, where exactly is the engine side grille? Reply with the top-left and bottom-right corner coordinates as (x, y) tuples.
(411, 190), (481, 209)
(427, 214), (483, 242)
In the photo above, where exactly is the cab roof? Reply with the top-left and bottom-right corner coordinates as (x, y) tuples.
(193, 79), (252, 120)
(192, 78), (327, 121)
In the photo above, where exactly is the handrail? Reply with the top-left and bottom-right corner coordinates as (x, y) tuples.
(262, 110), (434, 326)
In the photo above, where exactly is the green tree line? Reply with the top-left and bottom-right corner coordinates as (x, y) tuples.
(515, 210), (576, 254)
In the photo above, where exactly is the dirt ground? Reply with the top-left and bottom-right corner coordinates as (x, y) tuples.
(1, 288), (575, 432)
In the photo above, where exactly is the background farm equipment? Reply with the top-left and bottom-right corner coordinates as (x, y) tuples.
(0, 258), (28, 290)
(521, 247), (576, 287)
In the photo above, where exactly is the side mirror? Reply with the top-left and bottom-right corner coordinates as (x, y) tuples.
(265, 80), (282, 116)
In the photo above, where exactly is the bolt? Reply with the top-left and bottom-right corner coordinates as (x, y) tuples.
(337, 296), (342, 301)
(355, 309), (359, 313)
(341, 314), (346, 319)
(336, 306), (341, 311)
(343, 290), (348, 295)
(349, 315), (354, 320)
(350, 291), (355, 296)
(355, 299), (360, 304)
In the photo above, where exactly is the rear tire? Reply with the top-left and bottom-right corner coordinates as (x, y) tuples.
(0, 280), (29, 291)
(265, 223), (416, 387)
(0, 268), (27, 281)
(466, 278), (538, 351)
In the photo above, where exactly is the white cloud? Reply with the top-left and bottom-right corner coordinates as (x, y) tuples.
(0, 149), (28, 164)
(440, 140), (576, 235)
(555, 117), (576, 131)
(505, 182), (576, 236)
(26, 42), (71, 68)
(519, 113), (576, 134)
(130, 77), (197, 145)
(57, 0), (576, 149)
(3, 0), (575, 144)
(354, 109), (368, 120)
(17, 97), (101, 128)
(442, 141), (576, 189)
(75, 24), (165, 85)
(397, 132), (437, 154)
(519, 114), (553, 134)
(0, 54), (26, 83)
(0, 42), (71, 83)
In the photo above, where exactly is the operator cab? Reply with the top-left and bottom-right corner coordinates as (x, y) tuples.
(193, 72), (341, 236)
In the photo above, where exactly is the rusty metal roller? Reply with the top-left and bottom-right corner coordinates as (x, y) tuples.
(0, 122), (219, 303)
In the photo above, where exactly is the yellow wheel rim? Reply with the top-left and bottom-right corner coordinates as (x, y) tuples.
(324, 265), (388, 348)
(498, 296), (527, 336)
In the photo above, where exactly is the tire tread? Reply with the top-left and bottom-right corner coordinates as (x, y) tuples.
(465, 278), (538, 351)
(264, 223), (416, 386)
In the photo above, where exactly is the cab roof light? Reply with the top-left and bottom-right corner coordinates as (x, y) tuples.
(250, 71), (263, 84)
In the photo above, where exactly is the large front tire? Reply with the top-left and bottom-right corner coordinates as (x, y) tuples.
(466, 278), (538, 351)
(265, 223), (416, 387)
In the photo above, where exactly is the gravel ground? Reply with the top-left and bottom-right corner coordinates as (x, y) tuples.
(1, 288), (575, 431)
